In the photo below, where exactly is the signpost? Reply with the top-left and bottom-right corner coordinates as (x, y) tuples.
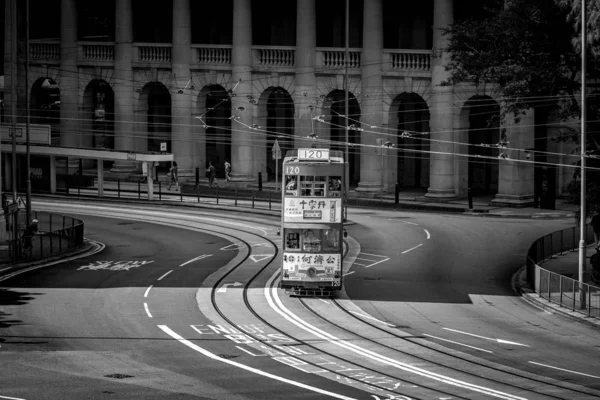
(272, 139), (281, 190)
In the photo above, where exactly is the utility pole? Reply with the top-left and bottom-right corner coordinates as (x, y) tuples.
(10, 0), (18, 250)
(578, 0), (587, 308)
(25, 0), (31, 224)
(344, 0), (349, 205)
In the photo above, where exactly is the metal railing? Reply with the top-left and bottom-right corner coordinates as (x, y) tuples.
(3, 210), (84, 264)
(525, 225), (600, 318)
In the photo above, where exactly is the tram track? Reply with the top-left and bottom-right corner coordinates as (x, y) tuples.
(295, 296), (600, 400)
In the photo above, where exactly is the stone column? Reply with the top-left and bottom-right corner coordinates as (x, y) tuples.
(294, 0), (316, 149)
(356, 0), (384, 196)
(59, 0), (79, 172)
(111, 0), (137, 173)
(491, 111), (535, 206)
(170, 0), (194, 177)
(230, 0), (254, 181)
(425, 0), (455, 199)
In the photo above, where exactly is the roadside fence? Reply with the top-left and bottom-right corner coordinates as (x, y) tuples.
(526, 224), (600, 318)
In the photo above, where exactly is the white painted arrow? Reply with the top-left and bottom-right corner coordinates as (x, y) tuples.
(249, 254), (273, 263)
(443, 328), (530, 347)
(217, 282), (243, 293)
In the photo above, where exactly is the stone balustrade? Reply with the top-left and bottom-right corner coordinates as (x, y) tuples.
(316, 48), (362, 69)
(252, 46), (295, 67)
(386, 49), (431, 71)
(29, 40), (60, 60)
(134, 43), (172, 63)
(80, 42), (115, 61)
(194, 45), (232, 65)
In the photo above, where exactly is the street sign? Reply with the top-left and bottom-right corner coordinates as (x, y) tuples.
(160, 142), (167, 152)
(272, 139), (282, 160)
(0, 123), (51, 145)
(16, 196), (26, 209)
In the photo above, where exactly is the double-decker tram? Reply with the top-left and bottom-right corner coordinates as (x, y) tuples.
(279, 148), (346, 296)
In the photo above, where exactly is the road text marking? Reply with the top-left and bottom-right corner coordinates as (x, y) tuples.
(158, 325), (358, 400)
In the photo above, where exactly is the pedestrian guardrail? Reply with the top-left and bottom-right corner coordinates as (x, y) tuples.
(3, 210), (84, 264)
(525, 225), (600, 318)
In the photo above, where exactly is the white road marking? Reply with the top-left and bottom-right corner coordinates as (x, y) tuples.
(157, 270), (173, 281)
(235, 345), (267, 357)
(443, 328), (529, 347)
(360, 252), (388, 257)
(423, 334), (493, 353)
(158, 325), (359, 400)
(355, 257), (378, 262)
(352, 262), (368, 267)
(144, 302), (153, 318)
(528, 361), (600, 379)
(363, 258), (390, 268)
(144, 285), (153, 298)
(319, 298), (331, 304)
(180, 254), (212, 266)
(266, 275), (526, 400)
(401, 221), (419, 226)
(0, 395), (27, 400)
(343, 271), (355, 276)
(349, 310), (395, 327)
(401, 244), (423, 254)
(424, 229), (430, 239)
(217, 282), (243, 293)
(249, 254), (273, 263)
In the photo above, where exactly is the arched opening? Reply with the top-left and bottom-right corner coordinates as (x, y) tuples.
(393, 93), (430, 189)
(465, 96), (500, 196)
(265, 87), (294, 182)
(82, 80), (114, 150)
(324, 90), (360, 185)
(205, 85), (232, 176)
(30, 77), (60, 143)
(143, 82), (171, 172)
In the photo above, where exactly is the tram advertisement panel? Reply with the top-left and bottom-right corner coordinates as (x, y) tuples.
(284, 198), (342, 223)
(282, 253), (341, 281)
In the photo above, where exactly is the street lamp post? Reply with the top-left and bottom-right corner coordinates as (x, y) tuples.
(578, 0), (587, 308)
(381, 141), (393, 195)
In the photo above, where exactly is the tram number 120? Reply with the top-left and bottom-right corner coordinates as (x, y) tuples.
(286, 166), (300, 174)
(298, 149), (329, 161)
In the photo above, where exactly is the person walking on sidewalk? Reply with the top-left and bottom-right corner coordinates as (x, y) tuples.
(224, 160), (231, 182)
(168, 161), (179, 191)
(208, 161), (217, 187)
(591, 210), (600, 250)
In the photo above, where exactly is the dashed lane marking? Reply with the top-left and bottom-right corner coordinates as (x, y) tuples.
(528, 361), (600, 379)
(180, 254), (212, 267)
(144, 303), (153, 318)
(423, 334), (493, 354)
(401, 244), (423, 254)
(157, 270), (173, 281)
(144, 285), (153, 298)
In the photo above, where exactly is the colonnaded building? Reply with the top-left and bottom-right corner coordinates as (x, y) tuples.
(2, 0), (577, 206)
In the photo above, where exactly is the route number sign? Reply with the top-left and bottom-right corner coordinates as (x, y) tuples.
(298, 148), (329, 161)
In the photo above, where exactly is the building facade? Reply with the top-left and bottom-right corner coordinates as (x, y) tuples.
(4, 0), (573, 205)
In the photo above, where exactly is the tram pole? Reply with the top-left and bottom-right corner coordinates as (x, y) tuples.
(344, 0), (350, 196)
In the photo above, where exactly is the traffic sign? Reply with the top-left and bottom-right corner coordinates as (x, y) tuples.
(16, 196), (26, 210)
(272, 139), (282, 160)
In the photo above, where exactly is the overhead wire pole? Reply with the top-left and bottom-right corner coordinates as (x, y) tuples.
(344, 0), (349, 200)
(578, 0), (587, 308)
(10, 0), (18, 250)
(25, 0), (31, 224)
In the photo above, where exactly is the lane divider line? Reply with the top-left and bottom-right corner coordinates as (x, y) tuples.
(0, 395), (27, 400)
(401, 244), (423, 254)
(158, 325), (358, 400)
(144, 302), (153, 318)
(424, 229), (431, 240)
(528, 361), (600, 379)
(144, 285), (153, 298)
(180, 254), (212, 267)
(349, 310), (395, 328)
(422, 334), (493, 354)
(157, 270), (173, 281)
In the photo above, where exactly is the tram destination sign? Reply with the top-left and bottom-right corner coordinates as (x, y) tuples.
(298, 148), (329, 161)
(284, 198), (342, 223)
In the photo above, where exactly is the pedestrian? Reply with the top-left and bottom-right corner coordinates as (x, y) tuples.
(168, 161), (179, 191)
(208, 161), (217, 187)
(590, 210), (600, 250)
(21, 218), (39, 254)
(224, 160), (232, 182)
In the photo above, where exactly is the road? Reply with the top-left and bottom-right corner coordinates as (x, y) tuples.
(1, 200), (599, 400)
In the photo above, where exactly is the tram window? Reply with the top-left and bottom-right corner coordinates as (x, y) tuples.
(302, 229), (322, 252)
(285, 230), (300, 250)
(300, 176), (326, 197)
(328, 176), (342, 197)
(285, 175), (298, 195)
(322, 228), (340, 250)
